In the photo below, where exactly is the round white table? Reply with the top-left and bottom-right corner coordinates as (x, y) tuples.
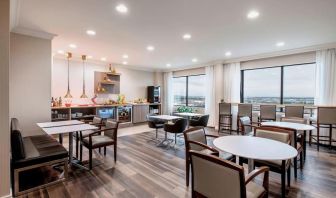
(213, 136), (298, 173)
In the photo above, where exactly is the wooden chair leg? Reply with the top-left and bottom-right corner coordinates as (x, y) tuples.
(89, 148), (93, 170)
(75, 133), (79, 159)
(186, 158), (190, 186)
(104, 147), (107, 156)
(317, 126), (320, 151)
(114, 144), (117, 162)
(79, 144), (83, 162)
(281, 161), (286, 198)
(99, 148), (101, 153)
(294, 157), (297, 178)
(229, 116), (232, 134)
(329, 125), (332, 149)
(287, 167), (291, 187)
(309, 130), (312, 146)
(300, 152), (303, 169)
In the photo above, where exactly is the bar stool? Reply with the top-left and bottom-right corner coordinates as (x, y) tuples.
(309, 107), (336, 151)
(237, 104), (252, 135)
(258, 105), (277, 124)
(218, 102), (232, 134)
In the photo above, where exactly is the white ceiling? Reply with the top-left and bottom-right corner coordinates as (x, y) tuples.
(15, 0), (336, 70)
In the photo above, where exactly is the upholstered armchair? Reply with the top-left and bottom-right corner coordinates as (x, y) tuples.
(189, 115), (209, 127)
(163, 118), (188, 144)
(147, 113), (165, 140)
(183, 126), (234, 186)
(80, 120), (119, 169)
(189, 150), (269, 198)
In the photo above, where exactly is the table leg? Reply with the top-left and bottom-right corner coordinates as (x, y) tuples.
(157, 132), (173, 147)
(248, 158), (254, 173)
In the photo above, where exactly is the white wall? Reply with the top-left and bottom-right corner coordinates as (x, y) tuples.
(52, 58), (155, 104)
(0, 0), (11, 196)
(10, 33), (52, 136)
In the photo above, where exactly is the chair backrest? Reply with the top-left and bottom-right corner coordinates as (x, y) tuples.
(172, 118), (188, 133)
(254, 126), (291, 145)
(197, 115), (210, 127)
(260, 105), (276, 120)
(10, 118), (26, 160)
(104, 120), (119, 139)
(285, 106), (304, 118)
(219, 103), (231, 115)
(318, 107), (336, 125)
(238, 104), (252, 118)
(190, 151), (246, 198)
(239, 116), (252, 135)
(92, 116), (103, 124)
(184, 127), (207, 151)
(280, 117), (306, 124)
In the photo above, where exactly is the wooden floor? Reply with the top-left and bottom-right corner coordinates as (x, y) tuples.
(19, 128), (336, 198)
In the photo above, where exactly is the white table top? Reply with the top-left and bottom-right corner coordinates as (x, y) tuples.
(40, 124), (98, 135)
(261, 121), (315, 131)
(213, 136), (298, 161)
(149, 115), (182, 121)
(175, 112), (203, 117)
(37, 120), (84, 128)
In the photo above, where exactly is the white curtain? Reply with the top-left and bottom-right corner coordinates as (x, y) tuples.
(205, 65), (216, 127)
(223, 62), (241, 130)
(315, 48), (336, 105)
(163, 72), (174, 115)
(223, 62), (241, 103)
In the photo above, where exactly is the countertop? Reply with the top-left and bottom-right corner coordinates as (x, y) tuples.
(51, 103), (161, 109)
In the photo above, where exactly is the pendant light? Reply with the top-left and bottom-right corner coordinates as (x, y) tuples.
(64, 52), (73, 98)
(80, 55), (88, 98)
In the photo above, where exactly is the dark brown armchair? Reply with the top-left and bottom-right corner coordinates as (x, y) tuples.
(80, 120), (119, 170)
(189, 115), (209, 127)
(189, 150), (269, 198)
(183, 126), (234, 186)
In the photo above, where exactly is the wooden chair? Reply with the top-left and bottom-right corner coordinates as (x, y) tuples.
(253, 126), (296, 197)
(237, 104), (253, 134)
(80, 120), (119, 170)
(76, 116), (104, 159)
(218, 102), (232, 134)
(189, 150), (269, 198)
(310, 107), (336, 150)
(184, 127), (222, 186)
(238, 116), (256, 136)
(258, 105), (277, 124)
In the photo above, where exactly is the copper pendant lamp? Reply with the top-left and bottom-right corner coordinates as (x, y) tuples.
(80, 55), (88, 98)
(64, 52), (73, 98)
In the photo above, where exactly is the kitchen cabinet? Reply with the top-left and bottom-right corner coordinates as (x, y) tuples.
(132, 104), (149, 123)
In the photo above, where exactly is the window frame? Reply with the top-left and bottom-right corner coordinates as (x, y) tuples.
(173, 74), (206, 108)
(240, 62), (316, 105)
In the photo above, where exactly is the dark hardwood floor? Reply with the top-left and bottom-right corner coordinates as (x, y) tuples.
(19, 129), (336, 198)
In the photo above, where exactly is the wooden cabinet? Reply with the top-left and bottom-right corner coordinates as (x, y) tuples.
(132, 105), (149, 123)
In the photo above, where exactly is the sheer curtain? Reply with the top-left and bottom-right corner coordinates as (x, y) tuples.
(315, 48), (336, 105)
(223, 62), (241, 130)
(205, 65), (216, 127)
(163, 71), (174, 115)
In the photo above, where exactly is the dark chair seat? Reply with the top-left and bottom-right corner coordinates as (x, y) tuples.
(82, 136), (115, 148)
(12, 135), (68, 169)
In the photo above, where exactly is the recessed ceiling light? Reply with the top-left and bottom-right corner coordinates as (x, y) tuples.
(147, 45), (155, 51)
(86, 30), (96, 36)
(122, 54), (129, 59)
(69, 44), (77, 49)
(183, 34), (191, 40)
(192, 58), (198, 63)
(87, 55), (93, 59)
(276, 41), (285, 47)
(57, 50), (64, 54)
(166, 63), (171, 67)
(247, 10), (260, 19)
(101, 57), (107, 61)
(122, 61), (128, 65)
(116, 4), (128, 13)
(225, 51), (232, 57)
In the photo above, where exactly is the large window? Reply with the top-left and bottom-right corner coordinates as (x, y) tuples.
(242, 63), (315, 105)
(173, 75), (206, 107)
